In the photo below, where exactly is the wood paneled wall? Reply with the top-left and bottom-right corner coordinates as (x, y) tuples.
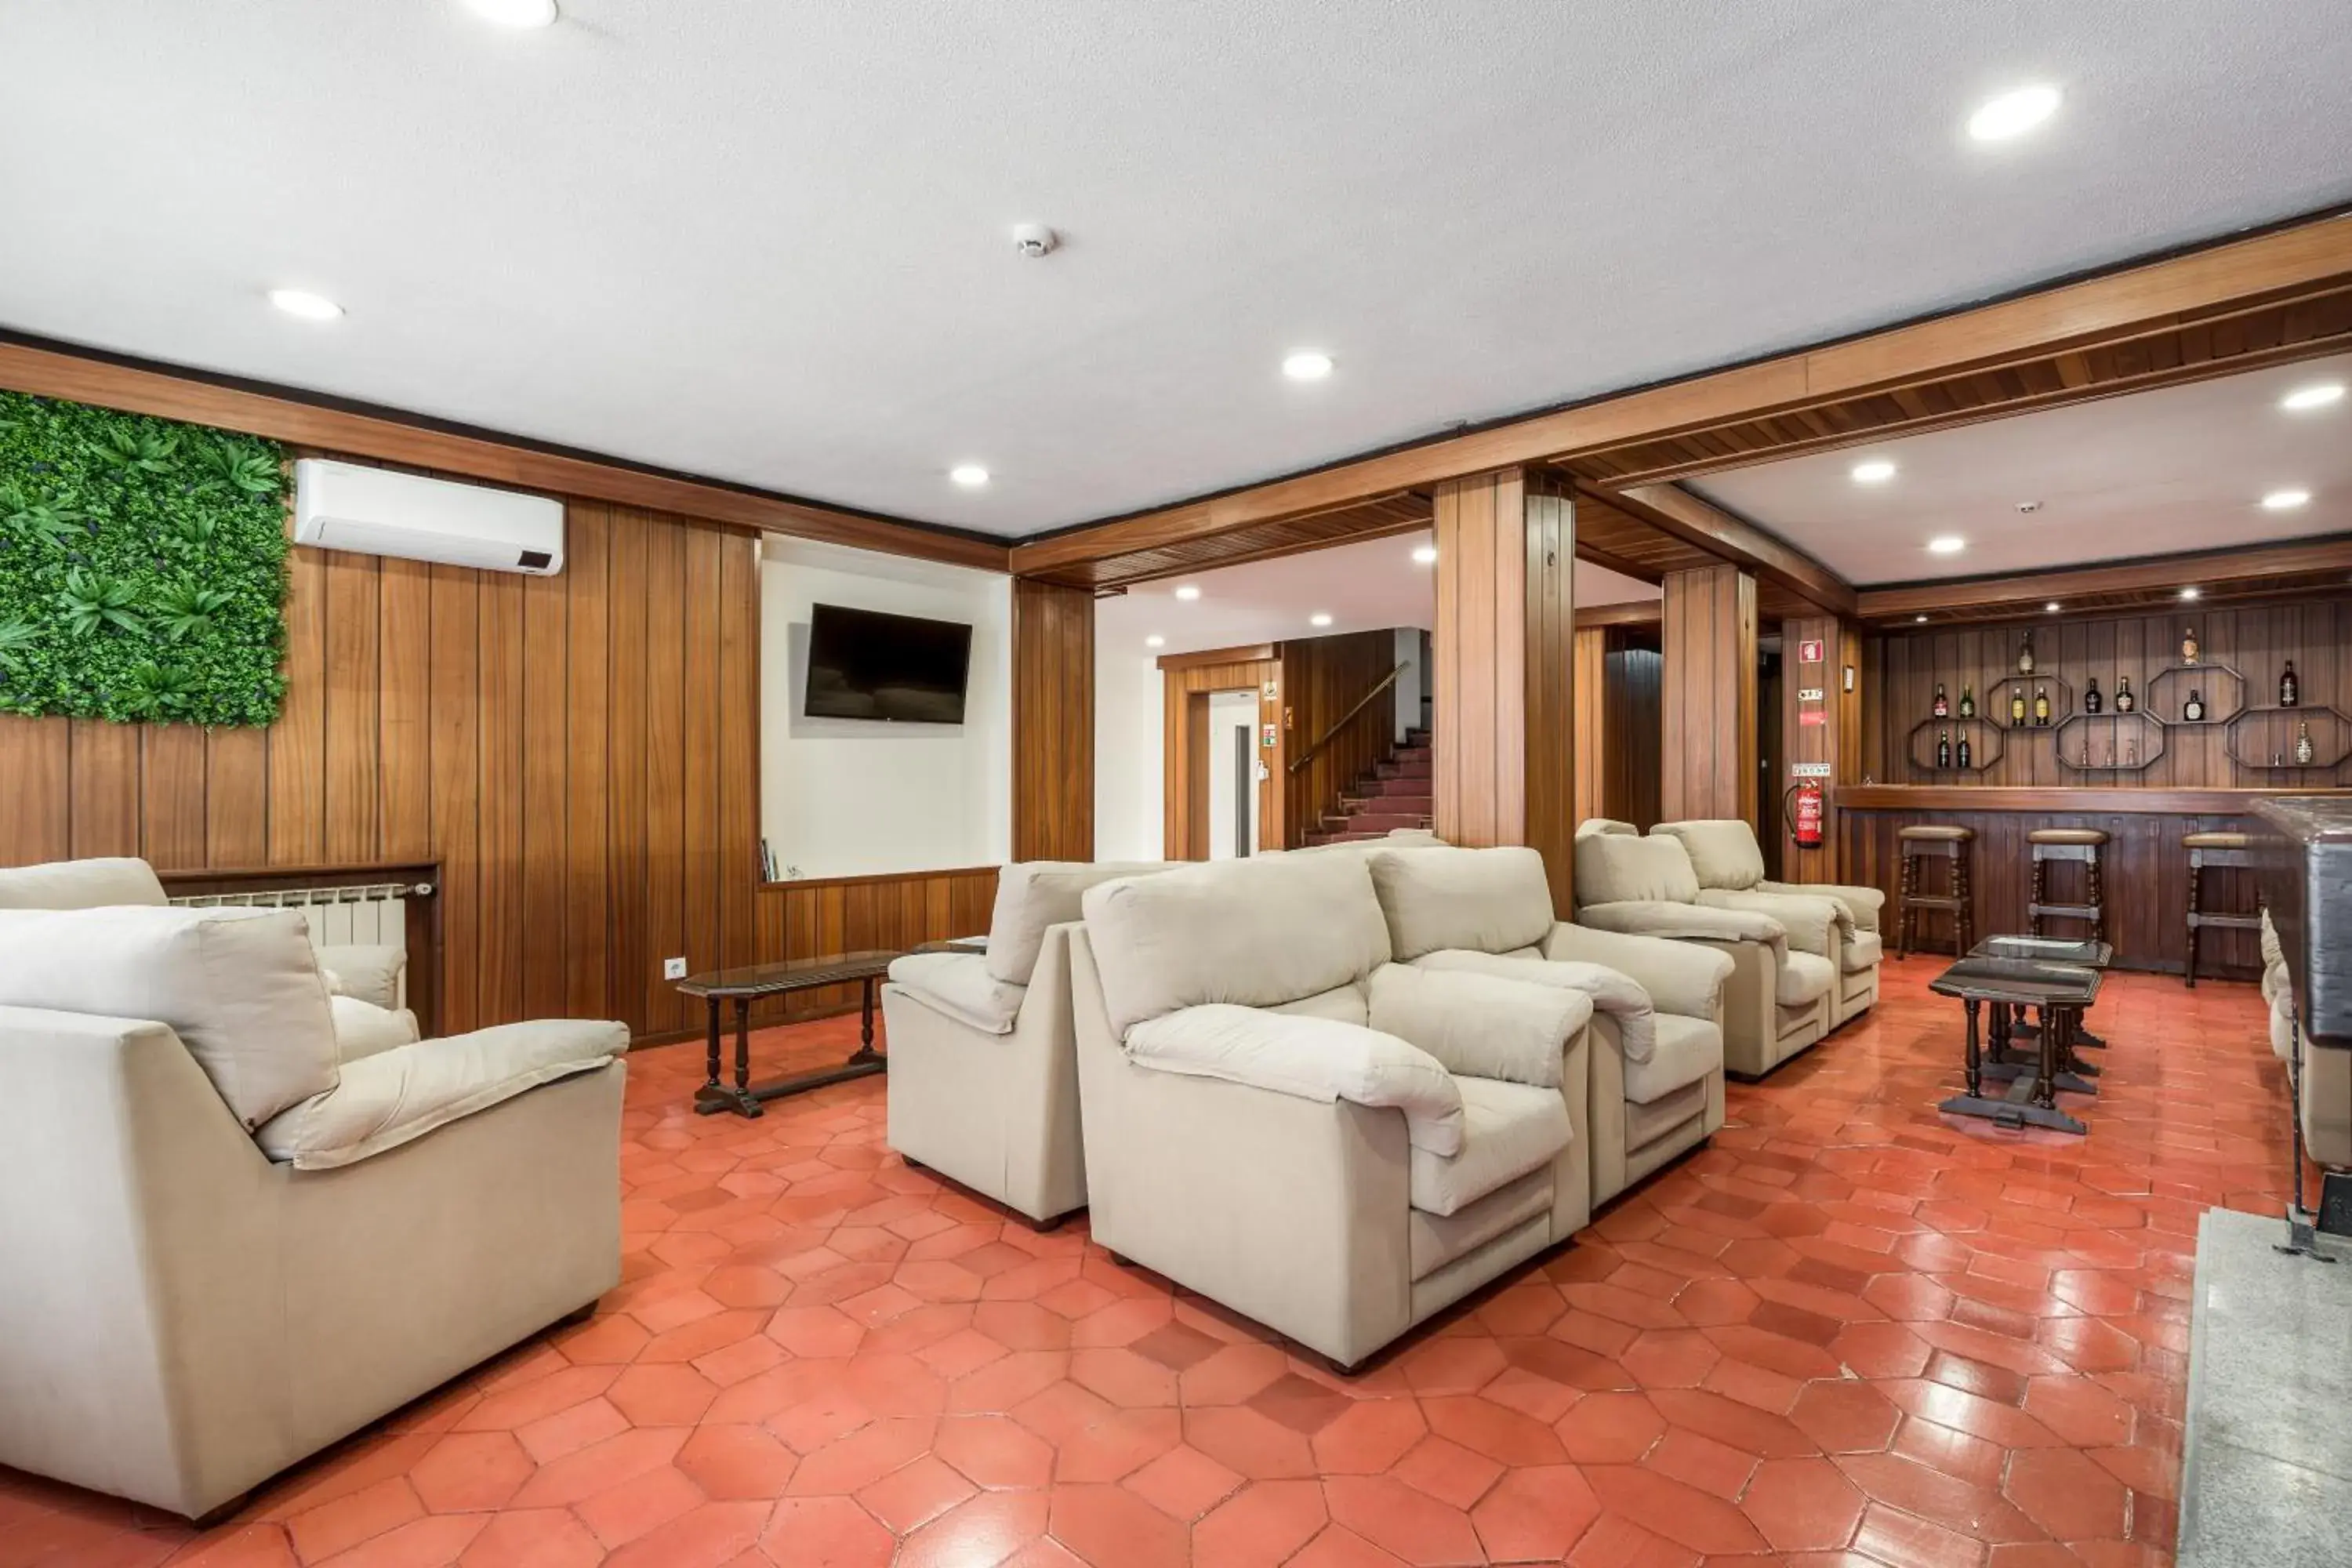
(1281, 630), (1399, 843)
(1432, 469), (1576, 909)
(1573, 629), (1608, 828)
(754, 866), (1000, 1022)
(1863, 597), (2352, 789)
(1161, 652), (1283, 858)
(1572, 629), (1662, 832)
(1011, 579), (1094, 860)
(1779, 614), (1863, 884)
(1660, 564), (1758, 824)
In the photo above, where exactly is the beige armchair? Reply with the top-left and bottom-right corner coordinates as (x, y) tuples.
(0, 861), (626, 1521)
(1573, 830), (1830, 1076)
(1071, 851), (1594, 1371)
(2263, 911), (2350, 1167)
(880, 859), (1164, 1225)
(1651, 819), (1886, 1027)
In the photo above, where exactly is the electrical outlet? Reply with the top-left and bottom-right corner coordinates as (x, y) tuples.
(663, 956), (688, 981)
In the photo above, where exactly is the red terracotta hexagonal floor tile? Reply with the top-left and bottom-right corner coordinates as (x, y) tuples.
(1468, 1463), (1602, 1562)
(1323, 1474), (1486, 1566)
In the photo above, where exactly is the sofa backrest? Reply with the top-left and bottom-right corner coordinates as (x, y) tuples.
(1574, 818), (1639, 840)
(0, 906), (339, 1131)
(1365, 845), (1555, 960)
(0, 857), (169, 910)
(1081, 851), (1392, 1038)
(985, 861), (1168, 985)
(1573, 832), (1701, 909)
(1650, 820), (1766, 891)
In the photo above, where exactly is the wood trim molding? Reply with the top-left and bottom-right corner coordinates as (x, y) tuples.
(1854, 534), (2352, 622)
(1573, 601), (1662, 630)
(1610, 483), (1855, 616)
(1835, 785), (2352, 815)
(0, 336), (1010, 573)
(1155, 642), (1279, 671)
(759, 866), (997, 894)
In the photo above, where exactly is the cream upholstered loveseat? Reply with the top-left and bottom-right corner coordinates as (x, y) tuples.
(1651, 819), (1886, 1028)
(1069, 851), (1595, 1371)
(881, 859), (1163, 1225)
(2264, 911), (2351, 1168)
(0, 858), (628, 1520)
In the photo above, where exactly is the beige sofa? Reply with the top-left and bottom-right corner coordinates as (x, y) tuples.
(0, 858), (628, 1520)
(880, 859), (1163, 1225)
(1069, 850), (1595, 1371)
(1574, 830), (1830, 1076)
(2264, 911), (2351, 1168)
(1651, 819), (1886, 1028)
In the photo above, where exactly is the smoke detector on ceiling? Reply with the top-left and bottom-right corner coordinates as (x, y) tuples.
(1011, 223), (1060, 258)
(2016, 500), (2042, 513)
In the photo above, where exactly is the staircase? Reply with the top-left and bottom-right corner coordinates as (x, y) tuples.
(1301, 728), (1433, 845)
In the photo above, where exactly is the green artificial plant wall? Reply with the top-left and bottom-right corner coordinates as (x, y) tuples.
(0, 390), (289, 726)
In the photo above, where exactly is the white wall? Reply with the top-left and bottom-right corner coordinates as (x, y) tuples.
(1206, 690), (1261, 858)
(1094, 644), (1164, 862)
(760, 536), (1011, 879)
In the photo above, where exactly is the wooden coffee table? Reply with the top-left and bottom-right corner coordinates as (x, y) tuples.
(1970, 935), (2114, 1086)
(677, 951), (901, 1118)
(1930, 955), (2102, 1135)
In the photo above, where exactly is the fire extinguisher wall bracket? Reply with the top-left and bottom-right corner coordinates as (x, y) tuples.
(1786, 781), (1826, 850)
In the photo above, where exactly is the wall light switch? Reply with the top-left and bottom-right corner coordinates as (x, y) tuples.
(663, 956), (689, 981)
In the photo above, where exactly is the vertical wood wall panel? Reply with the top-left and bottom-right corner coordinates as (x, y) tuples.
(139, 726), (207, 870)
(1011, 579), (1094, 860)
(267, 546), (327, 866)
(641, 521), (688, 1034)
(564, 504), (612, 1024)
(204, 727), (268, 867)
(377, 559), (434, 862)
(1660, 564), (1759, 824)
(519, 569), (570, 1022)
(476, 572), (527, 1028)
(0, 717), (72, 867)
(428, 564), (481, 1035)
(605, 510), (651, 1039)
(1572, 629), (1608, 829)
(321, 551), (380, 866)
(69, 720), (140, 858)
(1160, 653), (1284, 858)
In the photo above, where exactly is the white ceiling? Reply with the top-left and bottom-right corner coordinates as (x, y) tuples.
(1690, 352), (2352, 584)
(3, 3), (2349, 539)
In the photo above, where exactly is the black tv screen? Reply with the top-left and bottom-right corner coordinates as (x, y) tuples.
(803, 602), (973, 724)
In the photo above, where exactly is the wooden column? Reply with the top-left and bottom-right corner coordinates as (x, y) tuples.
(1659, 564), (1758, 824)
(1572, 627), (1608, 828)
(1431, 469), (1575, 908)
(1011, 579), (1094, 860)
(1778, 612), (1862, 883)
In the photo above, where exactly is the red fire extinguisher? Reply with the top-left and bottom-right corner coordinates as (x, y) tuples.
(1786, 780), (1824, 850)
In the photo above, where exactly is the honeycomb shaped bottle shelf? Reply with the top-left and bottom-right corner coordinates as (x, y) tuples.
(1907, 716), (2004, 773)
(2054, 710), (2165, 772)
(2226, 706), (2351, 771)
(2145, 662), (2245, 725)
(1984, 674), (2070, 730)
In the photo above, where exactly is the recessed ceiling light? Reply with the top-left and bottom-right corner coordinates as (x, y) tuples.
(2180, 586), (2201, 601)
(1173, 585), (1201, 601)
(1850, 459), (1896, 485)
(1309, 613), (1334, 628)
(1968, 84), (2061, 142)
(2262, 488), (2312, 510)
(1927, 535), (1967, 554)
(2281, 383), (2346, 412)
(268, 288), (343, 321)
(1282, 350), (1334, 382)
(1915, 615), (1929, 623)
(2045, 601), (2061, 613)
(1411, 545), (1438, 566)
(1145, 635), (1165, 648)
(949, 464), (989, 488)
(463, 0), (560, 25)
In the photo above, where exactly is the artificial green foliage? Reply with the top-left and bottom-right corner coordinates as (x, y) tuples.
(0, 390), (289, 725)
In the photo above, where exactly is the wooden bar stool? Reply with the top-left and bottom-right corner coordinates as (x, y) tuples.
(2184, 829), (2259, 987)
(2028, 828), (2109, 945)
(1897, 825), (1975, 957)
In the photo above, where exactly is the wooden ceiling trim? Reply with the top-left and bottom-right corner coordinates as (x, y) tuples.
(1030, 492), (1433, 590)
(1575, 601), (1664, 630)
(1607, 483), (1856, 617)
(1853, 534), (2352, 624)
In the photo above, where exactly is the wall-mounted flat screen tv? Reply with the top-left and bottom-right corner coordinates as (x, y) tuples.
(803, 602), (973, 724)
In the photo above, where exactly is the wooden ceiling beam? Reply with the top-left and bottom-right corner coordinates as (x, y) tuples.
(1571, 535), (1667, 584)
(1608, 483), (1857, 617)
(1854, 534), (2352, 622)
(1575, 601), (1664, 630)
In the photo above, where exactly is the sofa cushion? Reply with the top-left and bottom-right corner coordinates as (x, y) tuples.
(0, 856), (168, 910)
(1409, 1078), (1571, 1217)
(1840, 931), (1884, 974)
(1083, 854), (1391, 1037)
(1412, 949), (1653, 1064)
(1624, 1078), (1709, 1149)
(1624, 1014), (1722, 1105)
(330, 994), (421, 1063)
(1269, 983), (1371, 1027)
(1575, 833), (1700, 907)
(1365, 845), (1555, 960)
(1779, 950), (1836, 1007)
(986, 861), (1166, 985)
(259, 1018), (626, 1170)
(887, 950), (1027, 1034)
(1575, 818), (1640, 840)
(1367, 964), (1588, 1090)
(1651, 821), (1767, 891)
(0, 905), (338, 1130)
(316, 943), (406, 1011)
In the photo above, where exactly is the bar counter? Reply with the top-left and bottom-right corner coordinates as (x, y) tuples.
(1831, 785), (2352, 978)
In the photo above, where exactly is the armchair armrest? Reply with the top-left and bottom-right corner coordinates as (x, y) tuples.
(258, 1018), (626, 1171)
(1578, 900), (1785, 946)
(1758, 880), (1884, 931)
(1367, 964), (1589, 1089)
(1539, 923), (1733, 1021)
(1694, 889), (1842, 956)
(1124, 1004), (1464, 1156)
(886, 950), (1026, 1035)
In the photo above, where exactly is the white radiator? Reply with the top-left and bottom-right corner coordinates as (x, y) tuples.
(168, 877), (432, 1004)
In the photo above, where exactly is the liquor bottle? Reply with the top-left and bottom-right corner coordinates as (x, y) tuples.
(2125, 739), (2139, 768)
(2184, 688), (2205, 723)
(1932, 683), (1949, 718)
(2010, 688), (2027, 725)
(1956, 734), (1973, 768)
(2084, 677), (2103, 714)
(2281, 661), (2300, 707)
(2181, 626), (2200, 664)
(2034, 687), (2051, 726)
(2115, 677), (2135, 713)
(1958, 685), (1976, 718)
(1936, 730), (1952, 769)
(2017, 633), (2036, 675)
(2297, 722), (2317, 765)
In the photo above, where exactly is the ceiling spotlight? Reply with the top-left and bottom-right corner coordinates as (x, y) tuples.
(1282, 350), (1334, 382)
(1927, 535), (1967, 554)
(1915, 615), (1929, 623)
(1173, 585), (1201, 601)
(463, 0), (560, 25)
(1309, 613), (1334, 628)
(2180, 586), (2201, 601)
(1968, 84), (2061, 142)
(2281, 383), (2345, 412)
(2262, 488), (2312, 510)
(268, 288), (343, 321)
(2045, 601), (2061, 613)
(1850, 459), (1896, 485)
(1145, 635), (1165, 648)
(1411, 545), (1438, 566)
(949, 463), (989, 488)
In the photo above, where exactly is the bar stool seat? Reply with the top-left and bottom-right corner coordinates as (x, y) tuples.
(1897, 825), (1975, 957)
(2183, 830), (2250, 851)
(2028, 828), (2108, 946)
(2185, 831), (2259, 986)
(2027, 828), (2107, 846)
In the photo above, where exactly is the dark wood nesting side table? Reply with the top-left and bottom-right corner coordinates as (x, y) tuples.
(1930, 955), (2103, 1136)
(678, 951), (902, 1118)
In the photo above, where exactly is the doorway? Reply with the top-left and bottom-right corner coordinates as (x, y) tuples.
(1758, 640), (1784, 880)
(1205, 689), (1261, 858)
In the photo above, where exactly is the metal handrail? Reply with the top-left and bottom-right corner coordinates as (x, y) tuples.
(1287, 662), (1410, 775)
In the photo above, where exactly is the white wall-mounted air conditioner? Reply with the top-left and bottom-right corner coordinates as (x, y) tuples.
(293, 459), (565, 575)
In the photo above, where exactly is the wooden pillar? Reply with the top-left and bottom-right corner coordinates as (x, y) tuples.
(1572, 627), (1608, 828)
(1431, 468), (1575, 909)
(1779, 612), (1862, 884)
(1011, 579), (1094, 860)
(1659, 564), (1758, 824)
